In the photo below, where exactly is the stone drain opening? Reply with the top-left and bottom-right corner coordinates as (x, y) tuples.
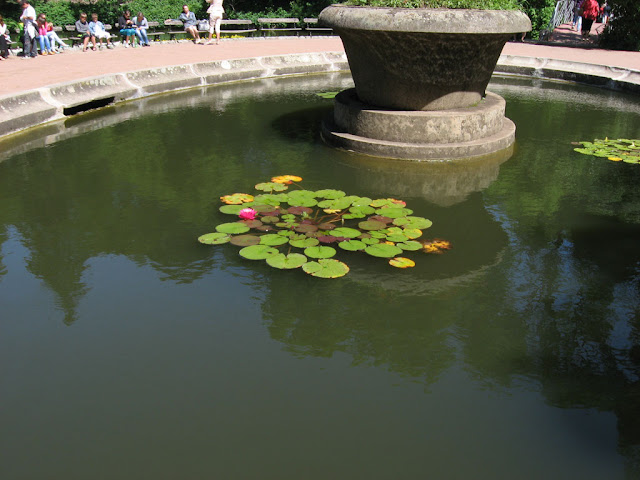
(63, 96), (116, 116)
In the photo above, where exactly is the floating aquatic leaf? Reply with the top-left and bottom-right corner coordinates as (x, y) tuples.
(302, 258), (349, 278)
(397, 240), (423, 251)
(290, 237), (319, 248)
(317, 235), (338, 244)
(255, 182), (288, 192)
(317, 222), (336, 230)
(386, 233), (408, 243)
(229, 234), (261, 246)
(574, 138), (640, 165)
(219, 204), (245, 215)
(349, 196), (373, 207)
(317, 198), (352, 210)
(364, 243), (403, 258)
(370, 198), (397, 208)
(359, 220), (387, 231)
(374, 207), (413, 218)
(241, 219), (263, 229)
(253, 194), (282, 206)
(288, 206), (313, 215)
(198, 232), (230, 245)
(260, 234), (289, 246)
(287, 197), (318, 208)
(315, 189), (345, 199)
(256, 225), (275, 232)
(304, 246), (337, 258)
(220, 193), (254, 205)
(294, 224), (319, 234)
(331, 227), (361, 238)
(216, 222), (250, 234)
(316, 91), (339, 99)
(368, 215), (393, 224)
(252, 205), (281, 214)
(389, 257), (415, 268)
(403, 228), (423, 239)
(261, 216), (279, 224)
(361, 237), (380, 245)
(266, 253), (307, 269)
(393, 216), (433, 230)
(287, 189), (316, 199)
(339, 239), (366, 251)
(349, 205), (375, 216)
(239, 245), (279, 260)
(422, 239), (452, 254)
(277, 230), (296, 238)
(369, 230), (388, 239)
(271, 175), (302, 184)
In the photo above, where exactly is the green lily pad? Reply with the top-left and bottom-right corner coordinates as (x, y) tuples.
(349, 205), (375, 216)
(219, 204), (245, 215)
(255, 182), (288, 192)
(374, 207), (413, 218)
(304, 246), (337, 259)
(359, 220), (387, 231)
(393, 216), (433, 229)
(287, 197), (318, 208)
(294, 224), (319, 234)
(290, 237), (320, 248)
(369, 230), (388, 238)
(216, 222), (251, 234)
(241, 219), (263, 229)
(350, 196), (373, 207)
(331, 227), (362, 239)
(302, 258), (349, 278)
(239, 245), (279, 260)
(261, 216), (279, 224)
(386, 233), (409, 243)
(252, 194), (282, 206)
(260, 234), (289, 246)
(287, 189), (317, 199)
(364, 243), (403, 258)
(339, 239), (366, 251)
(266, 253), (307, 269)
(403, 228), (423, 239)
(318, 198), (352, 210)
(198, 232), (230, 245)
(370, 198), (395, 208)
(361, 237), (380, 245)
(315, 189), (346, 199)
(397, 240), (423, 251)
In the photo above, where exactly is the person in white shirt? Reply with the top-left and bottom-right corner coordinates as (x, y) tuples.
(206, 0), (224, 45)
(19, 0), (38, 58)
(0, 15), (9, 59)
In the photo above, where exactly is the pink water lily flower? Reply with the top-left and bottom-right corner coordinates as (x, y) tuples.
(239, 208), (257, 220)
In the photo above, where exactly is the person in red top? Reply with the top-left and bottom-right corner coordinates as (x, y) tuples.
(579, 0), (600, 39)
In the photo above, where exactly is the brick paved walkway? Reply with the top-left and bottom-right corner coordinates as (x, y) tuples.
(0, 33), (639, 98)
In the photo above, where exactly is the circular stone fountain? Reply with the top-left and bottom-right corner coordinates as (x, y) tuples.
(319, 6), (532, 161)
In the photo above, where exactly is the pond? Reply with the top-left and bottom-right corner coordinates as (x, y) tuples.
(1, 72), (640, 479)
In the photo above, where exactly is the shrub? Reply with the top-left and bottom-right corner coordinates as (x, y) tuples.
(600, 0), (640, 51)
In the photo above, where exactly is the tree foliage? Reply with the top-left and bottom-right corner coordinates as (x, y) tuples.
(600, 0), (640, 51)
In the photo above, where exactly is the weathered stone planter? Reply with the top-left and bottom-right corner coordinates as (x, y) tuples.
(319, 5), (532, 161)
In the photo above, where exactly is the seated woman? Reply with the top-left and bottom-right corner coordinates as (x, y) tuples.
(134, 12), (150, 47)
(36, 13), (55, 55)
(89, 13), (114, 49)
(118, 10), (137, 47)
(0, 15), (9, 59)
(43, 17), (68, 51)
(75, 12), (97, 51)
(178, 5), (201, 43)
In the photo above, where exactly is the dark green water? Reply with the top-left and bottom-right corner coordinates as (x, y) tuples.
(1, 73), (640, 480)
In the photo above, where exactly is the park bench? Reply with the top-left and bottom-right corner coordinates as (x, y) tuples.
(303, 18), (333, 35)
(220, 19), (257, 36)
(257, 18), (301, 36)
(164, 19), (187, 41)
(146, 21), (164, 42)
(64, 25), (84, 48)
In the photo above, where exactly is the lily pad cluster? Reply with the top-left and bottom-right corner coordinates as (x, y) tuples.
(198, 176), (449, 279)
(573, 138), (640, 163)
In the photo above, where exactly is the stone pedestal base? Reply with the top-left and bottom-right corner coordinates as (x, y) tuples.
(322, 89), (516, 161)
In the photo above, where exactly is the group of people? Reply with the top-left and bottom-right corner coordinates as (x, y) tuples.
(1, 0), (225, 59)
(573, 0), (612, 40)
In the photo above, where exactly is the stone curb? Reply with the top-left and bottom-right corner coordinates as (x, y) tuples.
(0, 52), (349, 138)
(1, 52), (639, 140)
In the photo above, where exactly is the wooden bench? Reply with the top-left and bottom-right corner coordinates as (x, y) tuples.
(146, 21), (164, 42)
(64, 25), (84, 48)
(164, 19), (187, 41)
(257, 17), (301, 36)
(220, 19), (257, 36)
(303, 18), (333, 36)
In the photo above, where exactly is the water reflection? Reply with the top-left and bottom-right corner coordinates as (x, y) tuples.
(1, 73), (640, 477)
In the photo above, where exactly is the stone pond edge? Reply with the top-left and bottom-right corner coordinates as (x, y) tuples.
(0, 51), (639, 140)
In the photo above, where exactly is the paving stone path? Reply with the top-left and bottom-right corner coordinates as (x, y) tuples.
(0, 31), (639, 98)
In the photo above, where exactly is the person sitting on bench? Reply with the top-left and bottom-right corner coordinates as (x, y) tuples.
(178, 5), (201, 43)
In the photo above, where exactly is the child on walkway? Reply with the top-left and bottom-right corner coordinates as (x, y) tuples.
(36, 14), (55, 55)
(89, 13), (114, 49)
(76, 12), (97, 51)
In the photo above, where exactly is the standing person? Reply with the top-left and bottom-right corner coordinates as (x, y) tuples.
(572, 0), (582, 32)
(118, 10), (137, 47)
(206, 0), (224, 45)
(44, 17), (69, 51)
(36, 13), (55, 55)
(134, 12), (150, 47)
(579, 0), (600, 40)
(75, 12), (96, 51)
(19, 0), (38, 58)
(0, 15), (9, 59)
(601, 1), (611, 24)
(89, 13), (114, 49)
(179, 5), (201, 43)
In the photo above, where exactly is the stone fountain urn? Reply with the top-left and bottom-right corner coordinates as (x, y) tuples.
(319, 5), (532, 161)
